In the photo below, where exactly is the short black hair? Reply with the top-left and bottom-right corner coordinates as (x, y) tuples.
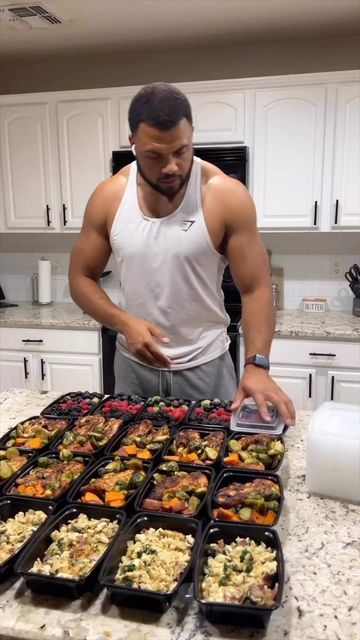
(128, 83), (193, 134)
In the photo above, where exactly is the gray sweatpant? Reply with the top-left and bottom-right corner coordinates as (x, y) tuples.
(114, 349), (237, 401)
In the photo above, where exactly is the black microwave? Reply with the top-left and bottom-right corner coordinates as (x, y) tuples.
(112, 145), (248, 186)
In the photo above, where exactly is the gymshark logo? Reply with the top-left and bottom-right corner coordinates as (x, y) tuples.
(180, 220), (195, 231)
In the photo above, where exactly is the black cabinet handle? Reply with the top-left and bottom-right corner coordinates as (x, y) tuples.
(22, 339), (43, 343)
(62, 203), (68, 226)
(23, 357), (29, 380)
(40, 358), (46, 380)
(308, 373), (312, 399)
(330, 375), (335, 401)
(334, 199), (339, 225)
(313, 201), (318, 226)
(46, 204), (51, 227)
(309, 352), (336, 357)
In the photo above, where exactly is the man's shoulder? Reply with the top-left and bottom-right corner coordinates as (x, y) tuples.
(201, 162), (251, 207)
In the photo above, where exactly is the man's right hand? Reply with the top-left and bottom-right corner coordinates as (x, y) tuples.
(121, 316), (171, 368)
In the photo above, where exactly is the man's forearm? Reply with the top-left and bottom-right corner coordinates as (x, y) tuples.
(241, 286), (275, 358)
(70, 275), (130, 333)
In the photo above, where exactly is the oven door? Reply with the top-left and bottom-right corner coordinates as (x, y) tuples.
(101, 326), (117, 394)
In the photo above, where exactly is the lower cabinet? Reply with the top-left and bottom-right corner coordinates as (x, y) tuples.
(0, 351), (34, 391)
(239, 337), (360, 410)
(39, 354), (101, 393)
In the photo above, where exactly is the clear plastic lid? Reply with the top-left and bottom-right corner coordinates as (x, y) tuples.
(230, 399), (286, 434)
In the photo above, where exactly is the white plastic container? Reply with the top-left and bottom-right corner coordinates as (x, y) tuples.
(306, 402), (360, 503)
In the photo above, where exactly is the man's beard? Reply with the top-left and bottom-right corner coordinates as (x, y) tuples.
(136, 155), (194, 202)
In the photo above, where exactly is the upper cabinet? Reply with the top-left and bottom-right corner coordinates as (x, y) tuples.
(57, 99), (113, 229)
(330, 84), (360, 229)
(0, 103), (58, 230)
(252, 87), (326, 229)
(188, 92), (245, 144)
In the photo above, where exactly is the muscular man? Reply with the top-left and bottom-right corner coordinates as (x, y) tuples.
(69, 83), (295, 427)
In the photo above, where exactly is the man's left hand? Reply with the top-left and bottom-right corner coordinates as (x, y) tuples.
(231, 365), (296, 427)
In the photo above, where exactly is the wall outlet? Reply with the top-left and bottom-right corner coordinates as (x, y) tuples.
(53, 261), (61, 273)
(329, 259), (342, 279)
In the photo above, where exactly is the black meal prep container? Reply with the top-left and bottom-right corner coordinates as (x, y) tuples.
(0, 447), (37, 494)
(98, 512), (201, 612)
(161, 426), (227, 469)
(49, 414), (126, 458)
(138, 396), (193, 428)
(104, 421), (173, 464)
(0, 495), (55, 582)
(221, 431), (286, 474)
(186, 399), (233, 429)
(134, 462), (214, 519)
(40, 391), (105, 419)
(14, 502), (125, 599)
(66, 456), (153, 514)
(193, 521), (284, 628)
(0, 415), (74, 452)
(92, 394), (147, 423)
(207, 468), (284, 527)
(2, 451), (93, 503)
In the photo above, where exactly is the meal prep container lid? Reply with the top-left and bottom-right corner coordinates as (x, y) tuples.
(230, 400), (286, 435)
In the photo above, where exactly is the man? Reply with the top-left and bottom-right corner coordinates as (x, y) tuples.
(69, 83), (295, 427)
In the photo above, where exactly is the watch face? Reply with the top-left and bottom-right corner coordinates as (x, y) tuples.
(254, 354), (270, 369)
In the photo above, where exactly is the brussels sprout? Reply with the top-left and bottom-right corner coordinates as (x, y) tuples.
(114, 480), (129, 491)
(5, 447), (20, 460)
(175, 491), (189, 500)
(37, 456), (51, 468)
(5, 439), (16, 447)
(162, 492), (175, 502)
(201, 399), (211, 408)
(0, 461), (13, 480)
(147, 442), (162, 451)
(121, 437), (133, 446)
(153, 433), (168, 443)
(44, 481), (60, 492)
(0, 451), (5, 460)
(153, 473), (166, 484)
(103, 460), (122, 473)
(228, 439), (241, 453)
(124, 459), (143, 471)
(266, 500), (279, 512)
(268, 441), (285, 456)
(63, 432), (75, 444)
(59, 448), (73, 462)
(130, 471), (146, 486)
(91, 396), (101, 403)
(61, 471), (74, 482)
(194, 486), (208, 497)
(187, 496), (201, 513)
(205, 447), (218, 461)
(158, 461), (179, 472)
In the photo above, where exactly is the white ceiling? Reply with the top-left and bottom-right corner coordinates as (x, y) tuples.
(0, 0), (360, 58)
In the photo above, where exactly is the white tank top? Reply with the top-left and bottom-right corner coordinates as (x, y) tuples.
(110, 157), (230, 370)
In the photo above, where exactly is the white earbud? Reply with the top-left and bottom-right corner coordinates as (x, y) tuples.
(131, 144), (136, 157)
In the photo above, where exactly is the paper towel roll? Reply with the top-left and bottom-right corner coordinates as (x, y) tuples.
(38, 258), (52, 304)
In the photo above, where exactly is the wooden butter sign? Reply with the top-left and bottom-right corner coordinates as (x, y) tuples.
(302, 297), (327, 313)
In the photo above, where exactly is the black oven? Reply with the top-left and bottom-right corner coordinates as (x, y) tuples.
(102, 146), (247, 393)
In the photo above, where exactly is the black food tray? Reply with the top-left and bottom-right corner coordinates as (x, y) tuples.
(161, 426), (227, 468)
(50, 414), (126, 458)
(0, 415), (73, 452)
(99, 512), (200, 612)
(40, 391), (105, 419)
(186, 398), (233, 429)
(138, 396), (193, 428)
(207, 468), (283, 527)
(104, 421), (172, 463)
(0, 448), (36, 494)
(92, 394), (147, 423)
(67, 456), (153, 513)
(0, 495), (55, 581)
(134, 462), (214, 519)
(193, 521), (284, 627)
(2, 451), (92, 503)
(221, 432), (285, 474)
(14, 503), (125, 599)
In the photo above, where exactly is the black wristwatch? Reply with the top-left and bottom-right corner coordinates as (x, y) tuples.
(244, 353), (270, 370)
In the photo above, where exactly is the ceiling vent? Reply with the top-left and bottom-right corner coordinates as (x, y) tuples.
(0, 2), (65, 28)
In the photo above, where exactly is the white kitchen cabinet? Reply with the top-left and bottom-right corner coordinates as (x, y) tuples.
(0, 351), (34, 392)
(239, 336), (360, 410)
(57, 99), (114, 229)
(188, 92), (245, 144)
(330, 84), (360, 229)
(0, 327), (102, 393)
(0, 103), (58, 231)
(252, 86), (326, 229)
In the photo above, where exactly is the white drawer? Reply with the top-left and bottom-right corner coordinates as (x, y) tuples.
(0, 327), (100, 355)
(270, 338), (360, 369)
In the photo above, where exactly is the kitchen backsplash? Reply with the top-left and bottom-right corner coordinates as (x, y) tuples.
(0, 250), (357, 312)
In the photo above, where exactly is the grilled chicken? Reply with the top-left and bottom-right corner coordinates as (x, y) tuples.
(74, 415), (122, 439)
(127, 420), (154, 438)
(19, 417), (68, 437)
(215, 478), (279, 509)
(175, 429), (201, 449)
(9, 454), (28, 472)
(15, 460), (85, 487)
(204, 431), (224, 450)
(148, 470), (208, 501)
(239, 434), (273, 449)
(81, 469), (134, 494)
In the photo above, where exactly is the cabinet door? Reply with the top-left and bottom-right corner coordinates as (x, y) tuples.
(328, 370), (360, 405)
(39, 354), (102, 393)
(0, 104), (57, 230)
(57, 99), (113, 229)
(0, 351), (34, 392)
(331, 84), (360, 228)
(253, 87), (326, 228)
(189, 92), (245, 144)
(270, 365), (316, 411)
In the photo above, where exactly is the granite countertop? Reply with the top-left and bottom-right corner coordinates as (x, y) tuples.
(0, 302), (100, 331)
(240, 310), (360, 342)
(0, 389), (359, 640)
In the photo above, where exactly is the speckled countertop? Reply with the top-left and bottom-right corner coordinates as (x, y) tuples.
(0, 302), (100, 331)
(0, 389), (359, 640)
